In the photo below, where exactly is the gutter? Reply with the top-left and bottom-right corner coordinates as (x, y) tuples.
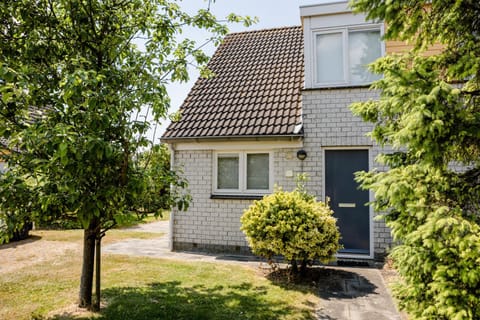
(161, 133), (304, 144)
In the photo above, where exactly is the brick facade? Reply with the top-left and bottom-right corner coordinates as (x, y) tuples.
(170, 88), (395, 260)
(165, 5), (396, 260)
(301, 88), (393, 260)
(171, 147), (302, 254)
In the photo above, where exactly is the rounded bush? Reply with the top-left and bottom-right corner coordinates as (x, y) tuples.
(241, 189), (340, 268)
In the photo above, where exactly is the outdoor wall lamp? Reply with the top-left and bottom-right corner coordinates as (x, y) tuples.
(296, 149), (307, 161)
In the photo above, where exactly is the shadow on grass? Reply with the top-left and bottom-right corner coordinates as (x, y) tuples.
(49, 280), (313, 320)
(266, 266), (377, 300)
(0, 235), (42, 250)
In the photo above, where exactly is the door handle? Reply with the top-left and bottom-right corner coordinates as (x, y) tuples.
(338, 203), (356, 208)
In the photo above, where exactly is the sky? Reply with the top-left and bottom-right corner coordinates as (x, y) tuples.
(146, 0), (336, 143)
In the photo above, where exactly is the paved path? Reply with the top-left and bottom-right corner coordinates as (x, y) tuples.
(104, 220), (262, 265)
(104, 220), (403, 320)
(315, 267), (402, 320)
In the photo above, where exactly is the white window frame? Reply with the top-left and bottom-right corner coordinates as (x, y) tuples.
(213, 151), (273, 195)
(312, 24), (384, 87)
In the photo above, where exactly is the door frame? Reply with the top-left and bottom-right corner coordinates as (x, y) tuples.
(322, 146), (374, 259)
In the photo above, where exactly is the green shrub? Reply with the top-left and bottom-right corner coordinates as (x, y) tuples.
(359, 164), (480, 319)
(390, 211), (480, 320)
(0, 212), (32, 243)
(36, 217), (82, 230)
(0, 173), (35, 244)
(241, 187), (340, 274)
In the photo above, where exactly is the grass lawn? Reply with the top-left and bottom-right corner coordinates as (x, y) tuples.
(112, 210), (170, 229)
(0, 229), (319, 320)
(31, 229), (164, 244)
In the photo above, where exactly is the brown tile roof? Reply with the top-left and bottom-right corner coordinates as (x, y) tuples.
(162, 26), (304, 140)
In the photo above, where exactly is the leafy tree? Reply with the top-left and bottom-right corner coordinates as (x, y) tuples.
(241, 177), (340, 276)
(350, 1), (480, 319)
(0, 0), (254, 311)
(0, 171), (35, 243)
(131, 143), (191, 215)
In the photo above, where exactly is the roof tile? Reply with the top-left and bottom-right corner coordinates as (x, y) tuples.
(163, 26), (303, 140)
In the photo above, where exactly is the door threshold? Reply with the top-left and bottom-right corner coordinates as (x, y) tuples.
(335, 255), (375, 267)
(336, 253), (373, 260)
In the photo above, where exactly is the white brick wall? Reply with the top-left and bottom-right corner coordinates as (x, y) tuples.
(301, 88), (393, 259)
(171, 148), (301, 253)
(170, 87), (394, 260)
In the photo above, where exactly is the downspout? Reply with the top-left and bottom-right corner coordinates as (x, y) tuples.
(168, 143), (175, 252)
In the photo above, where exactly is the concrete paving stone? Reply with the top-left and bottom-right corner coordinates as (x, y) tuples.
(316, 267), (402, 320)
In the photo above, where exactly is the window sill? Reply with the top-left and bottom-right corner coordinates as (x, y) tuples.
(210, 194), (265, 200)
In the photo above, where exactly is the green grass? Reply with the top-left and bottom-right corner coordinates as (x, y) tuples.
(100, 257), (317, 320)
(0, 229), (319, 320)
(114, 211), (170, 228)
(36, 211), (170, 231)
(31, 229), (164, 244)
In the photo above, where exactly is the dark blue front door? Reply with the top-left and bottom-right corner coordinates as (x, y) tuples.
(325, 150), (370, 255)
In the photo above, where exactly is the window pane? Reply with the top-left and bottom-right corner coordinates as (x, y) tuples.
(348, 30), (381, 84)
(316, 32), (344, 83)
(247, 153), (269, 190)
(217, 155), (239, 189)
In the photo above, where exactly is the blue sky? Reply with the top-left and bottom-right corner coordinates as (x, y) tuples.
(148, 0), (336, 142)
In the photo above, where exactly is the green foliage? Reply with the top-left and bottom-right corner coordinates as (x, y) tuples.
(0, 0), (254, 308)
(241, 182), (340, 273)
(0, 0), (254, 239)
(350, 1), (480, 318)
(0, 171), (35, 243)
(131, 144), (191, 215)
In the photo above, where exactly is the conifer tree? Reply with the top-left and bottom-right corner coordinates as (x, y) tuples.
(350, 1), (480, 318)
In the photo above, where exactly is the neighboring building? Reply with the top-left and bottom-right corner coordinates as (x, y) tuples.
(162, 1), (418, 261)
(0, 106), (47, 171)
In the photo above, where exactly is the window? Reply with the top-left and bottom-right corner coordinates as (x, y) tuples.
(217, 155), (239, 189)
(315, 27), (382, 86)
(316, 32), (344, 83)
(246, 153), (269, 190)
(215, 152), (272, 194)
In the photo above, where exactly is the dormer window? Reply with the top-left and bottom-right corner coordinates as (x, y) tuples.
(314, 26), (383, 87)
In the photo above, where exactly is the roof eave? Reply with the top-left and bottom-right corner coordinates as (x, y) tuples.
(161, 133), (304, 144)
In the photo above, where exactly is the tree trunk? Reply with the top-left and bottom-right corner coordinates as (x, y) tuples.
(300, 259), (308, 277)
(78, 223), (97, 309)
(291, 259), (298, 274)
(93, 236), (101, 311)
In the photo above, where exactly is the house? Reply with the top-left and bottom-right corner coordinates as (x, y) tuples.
(0, 106), (47, 172)
(162, 1), (420, 261)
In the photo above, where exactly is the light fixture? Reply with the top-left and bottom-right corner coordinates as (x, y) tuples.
(296, 149), (307, 161)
